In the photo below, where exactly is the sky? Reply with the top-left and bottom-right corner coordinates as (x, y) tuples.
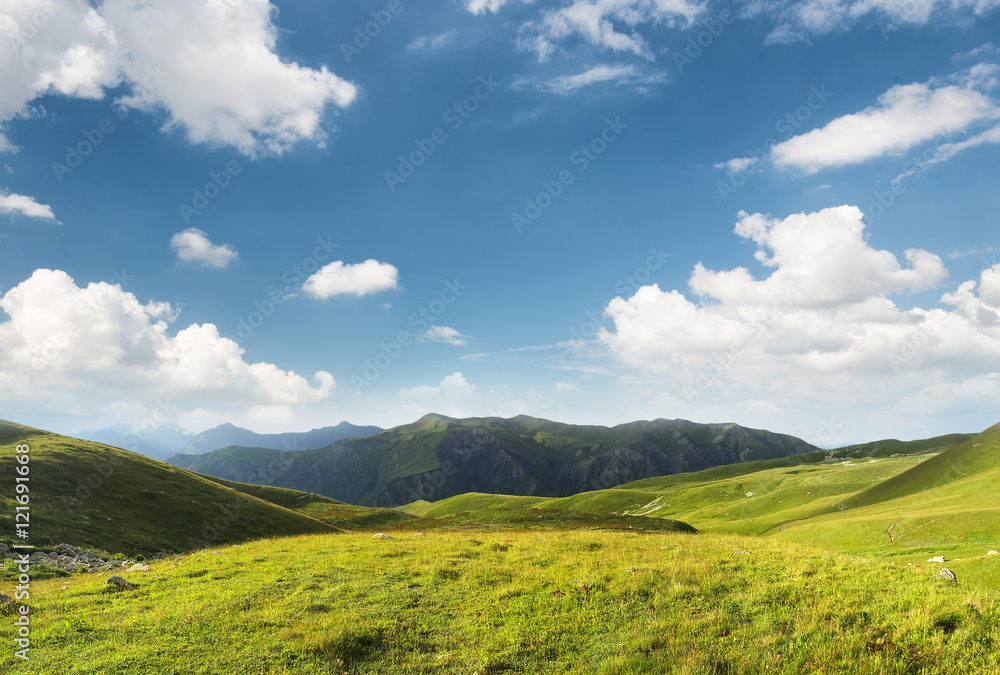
(1, 0), (999, 446)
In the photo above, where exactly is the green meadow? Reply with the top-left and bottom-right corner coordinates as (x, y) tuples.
(2, 421), (999, 673)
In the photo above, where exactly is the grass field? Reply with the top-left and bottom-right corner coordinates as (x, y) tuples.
(4, 529), (999, 674)
(3, 421), (999, 672)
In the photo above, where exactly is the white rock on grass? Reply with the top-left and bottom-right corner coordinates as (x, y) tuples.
(989, 550), (998, 556)
(928, 556), (945, 563)
(126, 563), (151, 572)
(372, 533), (395, 540)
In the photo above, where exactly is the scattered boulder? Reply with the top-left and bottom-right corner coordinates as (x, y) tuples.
(989, 550), (998, 556)
(126, 563), (151, 572)
(938, 568), (957, 582)
(372, 533), (395, 540)
(928, 556), (945, 563)
(106, 576), (137, 590)
(0, 593), (13, 604)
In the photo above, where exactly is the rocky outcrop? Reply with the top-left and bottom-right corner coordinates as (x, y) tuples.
(0, 543), (173, 575)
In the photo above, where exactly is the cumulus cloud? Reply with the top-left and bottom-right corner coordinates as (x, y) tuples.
(598, 206), (1000, 410)
(770, 74), (1000, 173)
(0, 0), (119, 150)
(399, 372), (477, 399)
(170, 228), (238, 269)
(0, 190), (59, 222)
(514, 64), (667, 94)
(0, 0), (356, 157)
(0, 269), (335, 407)
(302, 260), (399, 299)
(422, 326), (472, 346)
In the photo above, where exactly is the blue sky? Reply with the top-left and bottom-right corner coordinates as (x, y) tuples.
(1, 0), (999, 445)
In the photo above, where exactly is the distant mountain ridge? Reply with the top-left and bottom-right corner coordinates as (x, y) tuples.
(169, 413), (820, 507)
(77, 421), (382, 460)
(175, 421), (383, 455)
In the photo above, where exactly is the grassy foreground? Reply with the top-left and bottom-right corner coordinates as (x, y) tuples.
(3, 530), (997, 674)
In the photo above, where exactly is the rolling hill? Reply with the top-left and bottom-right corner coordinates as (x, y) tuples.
(398, 430), (995, 563)
(170, 413), (820, 507)
(0, 420), (401, 556)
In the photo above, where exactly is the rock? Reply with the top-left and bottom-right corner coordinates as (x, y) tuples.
(126, 563), (151, 572)
(56, 543), (80, 556)
(106, 576), (137, 590)
(0, 593), (13, 603)
(928, 556), (945, 563)
(938, 568), (957, 582)
(372, 533), (395, 540)
(989, 550), (998, 556)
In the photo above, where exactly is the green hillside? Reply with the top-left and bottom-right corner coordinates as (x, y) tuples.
(843, 423), (1000, 509)
(404, 435), (973, 537)
(398, 429), (997, 562)
(772, 424), (1000, 578)
(205, 477), (418, 530)
(0, 421), (340, 556)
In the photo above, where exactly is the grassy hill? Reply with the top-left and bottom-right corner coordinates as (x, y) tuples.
(0, 421), (403, 556)
(771, 423), (1000, 580)
(205, 477), (418, 530)
(394, 430), (1000, 573)
(170, 413), (820, 507)
(3, 529), (996, 674)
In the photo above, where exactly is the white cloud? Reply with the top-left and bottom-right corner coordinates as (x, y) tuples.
(0, 190), (59, 222)
(407, 30), (458, 52)
(516, 64), (667, 94)
(770, 75), (1000, 173)
(0, 269), (335, 407)
(399, 372), (477, 399)
(0, 0), (119, 150)
(765, 0), (1000, 43)
(714, 157), (759, 176)
(465, 0), (512, 14)
(895, 123), (1000, 180)
(170, 228), (238, 269)
(555, 381), (579, 391)
(0, 0), (357, 157)
(422, 326), (472, 346)
(302, 260), (399, 299)
(598, 206), (1000, 411)
(480, 0), (704, 60)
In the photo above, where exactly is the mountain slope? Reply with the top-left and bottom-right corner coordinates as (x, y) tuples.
(0, 420), (345, 556)
(843, 423), (1000, 509)
(170, 413), (820, 507)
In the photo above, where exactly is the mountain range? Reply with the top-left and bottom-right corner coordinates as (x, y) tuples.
(76, 420), (382, 461)
(168, 413), (820, 507)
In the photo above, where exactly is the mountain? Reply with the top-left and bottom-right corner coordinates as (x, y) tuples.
(0, 420), (401, 556)
(169, 413), (820, 507)
(174, 421), (383, 455)
(77, 420), (382, 460)
(75, 422), (192, 461)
